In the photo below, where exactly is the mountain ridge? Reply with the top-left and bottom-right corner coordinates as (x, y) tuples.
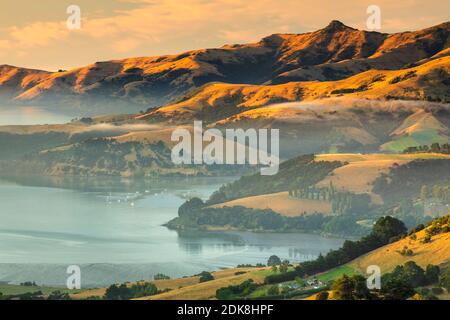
(0, 20), (449, 113)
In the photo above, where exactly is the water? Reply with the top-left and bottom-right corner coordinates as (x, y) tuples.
(0, 176), (345, 287)
(0, 105), (73, 125)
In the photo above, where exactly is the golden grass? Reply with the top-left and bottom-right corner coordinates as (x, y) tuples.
(303, 290), (336, 300)
(139, 56), (450, 121)
(315, 153), (450, 204)
(211, 191), (332, 216)
(137, 268), (268, 300)
(315, 153), (450, 163)
(316, 159), (409, 204)
(391, 109), (447, 136)
(71, 267), (267, 300)
(349, 229), (450, 274)
(111, 126), (189, 146)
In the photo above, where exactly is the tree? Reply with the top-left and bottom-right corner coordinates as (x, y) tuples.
(279, 263), (288, 273)
(425, 265), (440, 285)
(402, 261), (427, 287)
(267, 255), (282, 266)
(199, 271), (214, 283)
(47, 291), (71, 300)
(104, 284), (132, 300)
(430, 143), (441, 153)
(267, 285), (279, 296)
(380, 274), (415, 300)
(352, 275), (371, 300)
(440, 268), (450, 291)
(332, 275), (354, 300)
(178, 197), (204, 218)
(154, 273), (171, 280)
(422, 234), (432, 243)
(315, 291), (329, 300)
(372, 216), (407, 243)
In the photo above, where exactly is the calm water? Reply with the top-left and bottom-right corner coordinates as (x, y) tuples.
(0, 176), (345, 287)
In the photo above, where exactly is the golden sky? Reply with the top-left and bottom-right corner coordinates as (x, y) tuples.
(0, 0), (449, 71)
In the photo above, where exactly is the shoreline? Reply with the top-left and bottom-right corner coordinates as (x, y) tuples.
(163, 222), (358, 240)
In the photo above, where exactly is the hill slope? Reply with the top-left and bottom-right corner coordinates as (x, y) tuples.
(349, 219), (450, 273)
(1, 21), (449, 113)
(140, 56), (450, 122)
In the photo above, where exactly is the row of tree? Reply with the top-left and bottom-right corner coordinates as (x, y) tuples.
(403, 143), (450, 154)
(288, 182), (370, 215)
(104, 282), (159, 300)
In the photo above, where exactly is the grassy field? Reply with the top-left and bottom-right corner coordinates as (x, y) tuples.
(316, 159), (405, 204)
(137, 268), (268, 300)
(381, 130), (449, 152)
(211, 191), (332, 216)
(315, 265), (358, 283)
(0, 284), (81, 296)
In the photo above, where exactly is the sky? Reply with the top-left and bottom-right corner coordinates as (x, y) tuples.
(0, 0), (449, 71)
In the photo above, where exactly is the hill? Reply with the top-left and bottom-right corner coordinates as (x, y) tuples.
(349, 219), (450, 273)
(71, 267), (268, 300)
(211, 191), (332, 217)
(208, 153), (450, 207)
(0, 21), (448, 113)
(140, 56), (450, 122)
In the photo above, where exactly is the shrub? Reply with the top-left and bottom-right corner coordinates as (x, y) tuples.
(315, 291), (329, 300)
(154, 273), (171, 280)
(267, 285), (280, 296)
(431, 287), (444, 295)
(199, 271), (214, 283)
(267, 255), (282, 266)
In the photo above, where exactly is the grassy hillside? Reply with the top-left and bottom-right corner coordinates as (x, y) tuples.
(141, 56), (450, 122)
(207, 154), (343, 205)
(350, 222), (450, 273)
(209, 153), (450, 208)
(2, 21), (448, 112)
(211, 191), (332, 216)
(71, 267), (268, 300)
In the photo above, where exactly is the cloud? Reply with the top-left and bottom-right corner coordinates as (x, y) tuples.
(9, 21), (69, 48)
(0, 0), (448, 70)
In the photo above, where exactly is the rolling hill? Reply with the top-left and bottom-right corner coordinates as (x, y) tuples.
(349, 224), (450, 274)
(139, 56), (450, 123)
(0, 21), (448, 113)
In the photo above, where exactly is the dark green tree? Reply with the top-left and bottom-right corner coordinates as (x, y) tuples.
(332, 275), (354, 300)
(372, 216), (407, 243)
(425, 265), (440, 285)
(267, 255), (282, 266)
(199, 271), (214, 283)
